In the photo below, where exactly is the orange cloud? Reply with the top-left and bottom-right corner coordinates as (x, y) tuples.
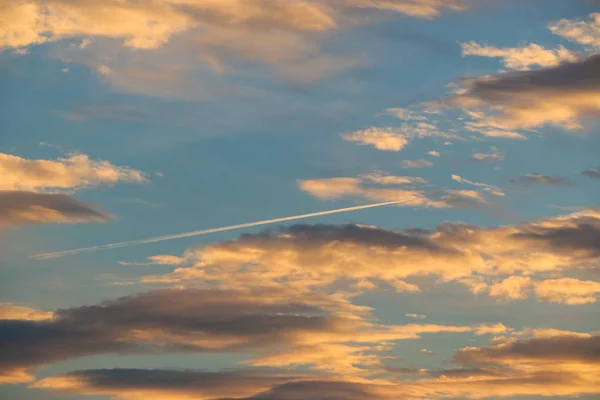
(0, 152), (146, 192)
(461, 41), (579, 70)
(0, 304), (53, 321)
(534, 278), (600, 304)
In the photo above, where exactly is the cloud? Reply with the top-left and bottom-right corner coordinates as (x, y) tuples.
(534, 278), (600, 304)
(32, 335), (600, 399)
(402, 159), (433, 168)
(297, 173), (495, 209)
(488, 276), (531, 300)
(428, 151), (440, 156)
(298, 175), (446, 207)
(341, 127), (409, 151)
(507, 173), (571, 186)
(141, 209), (600, 305)
(405, 313), (427, 319)
(461, 41), (579, 70)
(381, 108), (428, 121)
(0, 152), (146, 192)
(339, 0), (467, 19)
(0, 191), (111, 226)
(445, 54), (600, 131)
(32, 368), (309, 400)
(582, 168), (600, 178)
(472, 148), (504, 162)
(0, 0), (335, 50)
(0, 287), (487, 383)
(0, 304), (53, 321)
(451, 175), (504, 197)
(411, 335), (600, 398)
(549, 12), (600, 51)
(34, 370), (400, 400)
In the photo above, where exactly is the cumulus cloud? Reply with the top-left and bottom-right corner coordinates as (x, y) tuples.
(0, 191), (111, 226)
(0, 287), (490, 383)
(0, 152), (146, 191)
(445, 54), (600, 131)
(140, 210), (600, 305)
(507, 173), (571, 186)
(298, 173), (495, 209)
(32, 334), (600, 399)
(534, 278), (600, 304)
(488, 276), (531, 300)
(461, 41), (579, 70)
(341, 127), (409, 151)
(549, 12), (600, 51)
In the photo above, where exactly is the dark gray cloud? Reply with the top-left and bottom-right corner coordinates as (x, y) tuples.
(454, 335), (600, 365)
(446, 54), (600, 130)
(241, 223), (447, 252)
(0, 191), (110, 226)
(34, 369), (389, 400)
(582, 168), (600, 179)
(507, 173), (571, 186)
(33, 368), (305, 399)
(0, 288), (344, 383)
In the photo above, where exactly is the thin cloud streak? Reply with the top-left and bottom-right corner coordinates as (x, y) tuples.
(31, 201), (405, 260)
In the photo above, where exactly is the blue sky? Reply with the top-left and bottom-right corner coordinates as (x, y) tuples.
(1, 1), (599, 399)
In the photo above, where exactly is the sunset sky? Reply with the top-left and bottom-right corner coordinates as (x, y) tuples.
(1, 1), (599, 399)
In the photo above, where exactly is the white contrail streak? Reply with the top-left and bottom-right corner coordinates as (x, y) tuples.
(31, 200), (403, 260)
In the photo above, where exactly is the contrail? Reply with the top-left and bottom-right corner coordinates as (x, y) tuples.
(31, 200), (403, 260)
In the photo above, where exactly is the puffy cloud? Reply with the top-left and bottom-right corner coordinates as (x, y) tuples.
(549, 12), (600, 51)
(0, 304), (53, 321)
(0, 152), (146, 191)
(0, 287), (486, 383)
(0, 191), (111, 226)
(582, 168), (600, 179)
(297, 173), (494, 209)
(428, 150), (440, 156)
(461, 41), (579, 70)
(534, 278), (600, 304)
(488, 276), (531, 300)
(298, 175), (446, 207)
(445, 54), (600, 131)
(341, 127), (409, 151)
(507, 173), (571, 186)
(32, 335), (600, 399)
(141, 210), (600, 303)
(409, 335), (600, 398)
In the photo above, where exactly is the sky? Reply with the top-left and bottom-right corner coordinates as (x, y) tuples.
(0, 1), (599, 399)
